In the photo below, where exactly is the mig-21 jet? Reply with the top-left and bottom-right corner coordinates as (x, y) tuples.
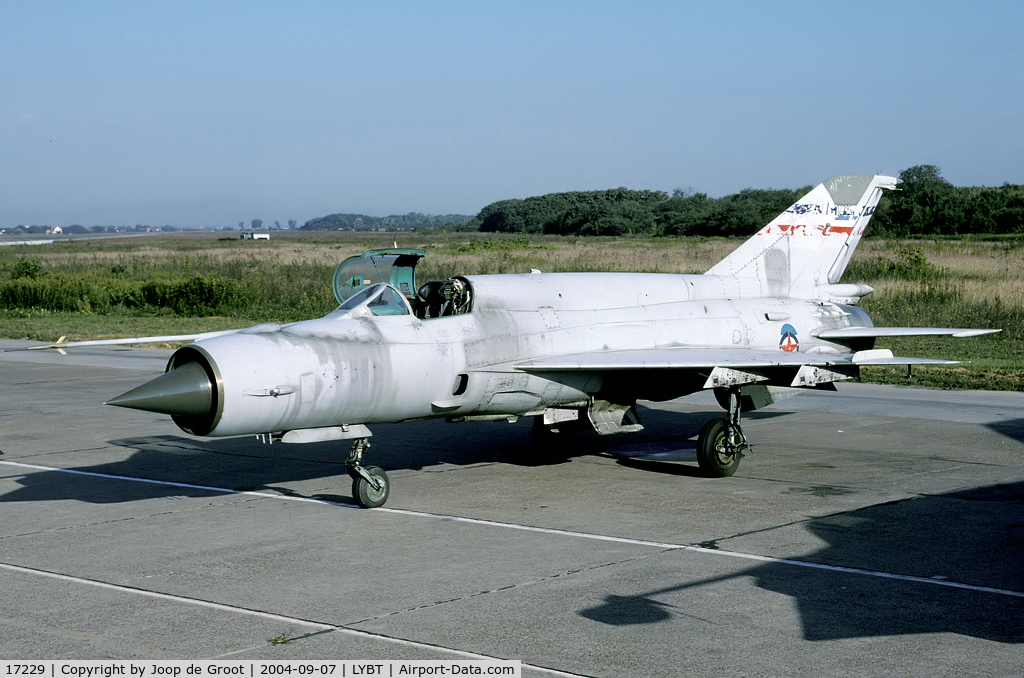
(15, 174), (998, 507)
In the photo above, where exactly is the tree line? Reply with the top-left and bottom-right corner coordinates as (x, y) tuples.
(470, 166), (1024, 238)
(302, 212), (474, 231)
(869, 165), (1024, 236)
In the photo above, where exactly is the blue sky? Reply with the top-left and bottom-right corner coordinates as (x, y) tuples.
(2, 1), (1022, 228)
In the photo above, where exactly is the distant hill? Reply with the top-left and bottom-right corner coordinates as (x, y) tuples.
(301, 212), (474, 231)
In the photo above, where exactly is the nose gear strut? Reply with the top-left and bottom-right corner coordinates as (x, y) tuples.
(346, 437), (390, 508)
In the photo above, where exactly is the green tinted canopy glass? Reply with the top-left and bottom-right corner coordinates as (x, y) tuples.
(332, 249), (426, 304)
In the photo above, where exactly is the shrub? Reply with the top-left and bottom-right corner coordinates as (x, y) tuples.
(10, 258), (43, 280)
(844, 244), (942, 282)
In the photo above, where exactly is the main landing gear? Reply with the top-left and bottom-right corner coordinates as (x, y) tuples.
(696, 387), (749, 477)
(346, 437), (390, 508)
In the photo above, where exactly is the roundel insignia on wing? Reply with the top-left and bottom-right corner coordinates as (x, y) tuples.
(780, 323), (799, 352)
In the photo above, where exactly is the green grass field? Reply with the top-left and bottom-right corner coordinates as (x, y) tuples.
(2, 232), (1020, 390)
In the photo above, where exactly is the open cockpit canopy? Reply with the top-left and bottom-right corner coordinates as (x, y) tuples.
(332, 248), (472, 319)
(332, 249), (426, 304)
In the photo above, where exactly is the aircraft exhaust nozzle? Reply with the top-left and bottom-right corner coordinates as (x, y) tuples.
(106, 360), (213, 416)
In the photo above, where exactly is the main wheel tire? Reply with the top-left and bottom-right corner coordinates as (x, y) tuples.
(352, 466), (390, 508)
(697, 418), (741, 477)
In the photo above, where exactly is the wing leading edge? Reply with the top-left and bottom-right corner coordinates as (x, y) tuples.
(515, 346), (961, 371)
(515, 346), (960, 390)
(814, 327), (999, 339)
(3, 329), (243, 354)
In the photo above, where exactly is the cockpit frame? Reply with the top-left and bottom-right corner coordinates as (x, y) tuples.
(331, 283), (413, 318)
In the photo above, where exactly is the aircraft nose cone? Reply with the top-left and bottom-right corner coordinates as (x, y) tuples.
(106, 361), (213, 416)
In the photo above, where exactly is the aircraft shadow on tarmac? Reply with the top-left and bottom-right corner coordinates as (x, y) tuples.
(579, 480), (1024, 643)
(0, 404), (748, 505)
(988, 418), (1024, 445)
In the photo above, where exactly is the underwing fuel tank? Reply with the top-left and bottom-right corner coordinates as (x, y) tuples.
(106, 327), (425, 438)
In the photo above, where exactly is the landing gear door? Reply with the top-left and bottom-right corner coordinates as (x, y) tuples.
(332, 249), (426, 304)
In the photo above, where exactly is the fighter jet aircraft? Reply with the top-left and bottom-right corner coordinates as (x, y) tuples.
(16, 175), (998, 507)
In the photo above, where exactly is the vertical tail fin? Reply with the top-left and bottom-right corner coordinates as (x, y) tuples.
(706, 174), (897, 299)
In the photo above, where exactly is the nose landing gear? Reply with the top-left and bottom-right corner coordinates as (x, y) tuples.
(346, 437), (390, 508)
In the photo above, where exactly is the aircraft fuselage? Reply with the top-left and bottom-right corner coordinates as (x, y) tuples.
(161, 271), (869, 439)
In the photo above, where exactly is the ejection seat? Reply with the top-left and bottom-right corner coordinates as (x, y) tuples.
(416, 278), (471, 318)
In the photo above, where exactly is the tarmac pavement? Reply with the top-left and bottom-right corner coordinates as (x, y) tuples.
(2, 340), (1023, 676)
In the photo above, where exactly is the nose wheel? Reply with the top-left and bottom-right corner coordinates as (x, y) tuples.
(346, 438), (390, 508)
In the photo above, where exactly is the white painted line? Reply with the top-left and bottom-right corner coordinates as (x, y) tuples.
(377, 506), (687, 549)
(382, 507), (1024, 598)
(683, 545), (1024, 598)
(4, 459), (1022, 600)
(0, 561), (584, 677)
(0, 560), (334, 631)
(0, 459), (352, 507)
